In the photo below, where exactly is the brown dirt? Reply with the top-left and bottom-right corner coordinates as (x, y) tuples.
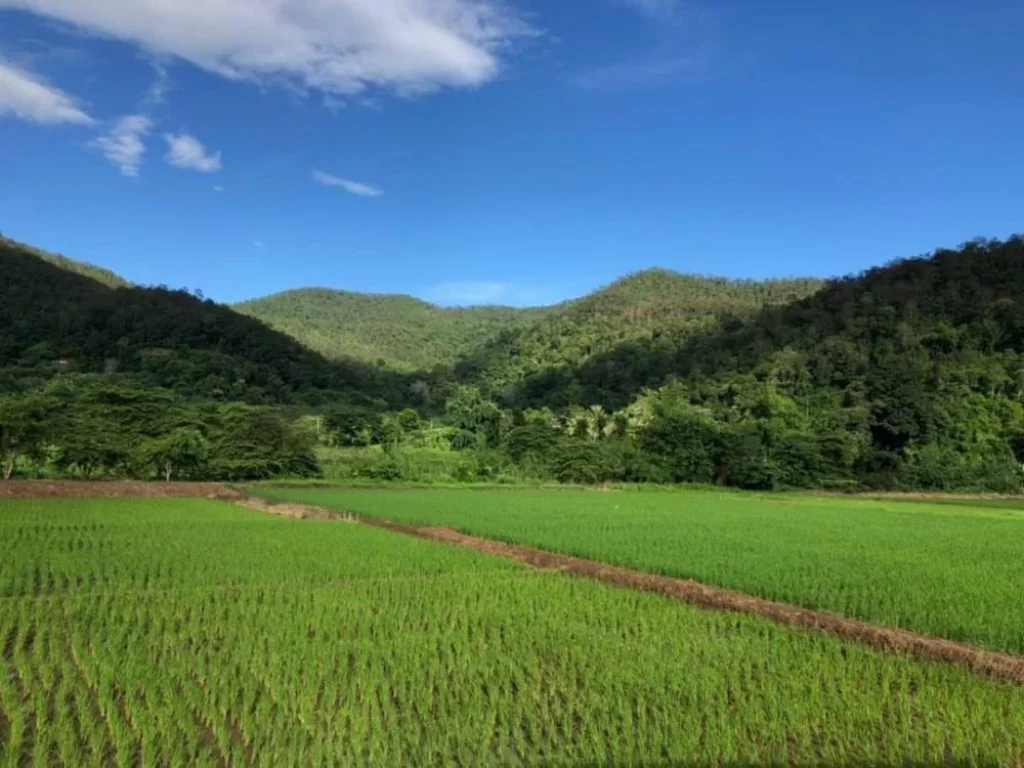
(0, 480), (242, 500)
(236, 497), (354, 521)
(242, 498), (1024, 686)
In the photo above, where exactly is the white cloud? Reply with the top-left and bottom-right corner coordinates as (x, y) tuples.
(0, 59), (93, 124)
(253, 240), (265, 247)
(142, 59), (171, 107)
(1, 0), (534, 97)
(313, 170), (383, 198)
(213, 185), (225, 192)
(164, 133), (222, 173)
(89, 114), (152, 176)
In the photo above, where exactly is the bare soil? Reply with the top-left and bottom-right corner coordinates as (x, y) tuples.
(236, 497), (354, 521)
(243, 498), (1024, 686)
(0, 480), (242, 500)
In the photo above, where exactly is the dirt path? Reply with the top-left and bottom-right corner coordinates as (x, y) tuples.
(0, 480), (242, 500)
(236, 497), (355, 521)
(242, 497), (1024, 686)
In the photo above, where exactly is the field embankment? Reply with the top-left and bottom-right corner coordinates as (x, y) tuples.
(0, 480), (242, 499)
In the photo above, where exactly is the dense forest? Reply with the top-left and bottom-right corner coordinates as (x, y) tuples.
(236, 288), (552, 371)
(0, 238), (409, 406)
(3, 233), (1024, 491)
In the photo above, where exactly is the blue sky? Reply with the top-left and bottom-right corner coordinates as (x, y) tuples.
(1, 0), (1022, 306)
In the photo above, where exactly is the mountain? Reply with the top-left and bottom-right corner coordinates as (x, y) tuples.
(7, 228), (1024, 491)
(517, 236), (1024, 491)
(0, 238), (405, 406)
(235, 288), (552, 371)
(236, 270), (825, 384)
(546, 237), (1024, 410)
(0, 234), (130, 289)
(453, 269), (825, 402)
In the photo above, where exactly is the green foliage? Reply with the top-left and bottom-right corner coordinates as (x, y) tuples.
(139, 427), (208, 481)
(235, 287), (552, 370)
(0, 238), (407, 406)
(0, 391), (54, 478)
(204, 404), (320, 481)
(0, 233), (130, 289)
(8, 232), (1024, 493)
(455, 269), (824, 403)
(0, 376), (319, 481)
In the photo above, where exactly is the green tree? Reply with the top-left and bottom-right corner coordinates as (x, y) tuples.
(0, 393), (54, 479)
(140, 428), (208, 481)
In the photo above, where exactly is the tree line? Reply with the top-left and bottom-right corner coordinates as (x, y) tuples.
(0, 376), (317, 481)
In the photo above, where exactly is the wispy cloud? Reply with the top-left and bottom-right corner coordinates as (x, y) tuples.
(164, 133), (222, 173)
(424, 280), (550, 307)
(0, 58), (93, 125)
(253, 240), (265, 248)
(613, 0), (684, 21)
(2, 0), (536, 99)
(89, 114), (152, 176)
(572, 1), (712, 90)
(570, 53), (707, 90)
(213, 185), (225, 192)
(313, 170), (383, 198)
(142, 59), (172, 107)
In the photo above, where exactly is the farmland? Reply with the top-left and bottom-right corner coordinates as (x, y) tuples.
(2, 496), (1024, 765)
(258, 487), (1024, 655)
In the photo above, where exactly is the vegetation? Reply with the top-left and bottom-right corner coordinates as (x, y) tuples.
(0, 377), (318, 481)
(235, 288), (551, 371)
(452, 269), (824, 396)
(307, 237), (1024, 493)
(0, 234), (130, 290)
(0, 237), (407, 407)
(6, 234), (1024, 490)
(259, 486), (1024, 654)
(3, 497), (1024, 766)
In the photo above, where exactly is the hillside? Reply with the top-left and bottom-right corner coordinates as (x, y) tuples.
(454, 269), (825, 400)
(235, 288), (552, 371)
(525, 236), (1024, 490)
(6, 231), (1024, 492)
(0, 239), (405, 406)
(544, 237), (1024, 408)
(236, 270), (824, 383)
(0, 234), (130, 289)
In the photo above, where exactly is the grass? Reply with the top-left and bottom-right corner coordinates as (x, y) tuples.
(257, 487), (1024, 655)
(2, 496), (1024, 766)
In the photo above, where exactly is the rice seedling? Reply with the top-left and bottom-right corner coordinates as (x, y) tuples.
(260, 486), (1024, 654)
(1, 496), (1023, 766)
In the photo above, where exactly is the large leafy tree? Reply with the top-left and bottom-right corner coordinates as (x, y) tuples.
(0, 393), (54, 479)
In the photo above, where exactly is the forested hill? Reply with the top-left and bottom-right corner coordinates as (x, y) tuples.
(453, 269), (825, 398)
(0, 234), (130, 289)
(235, 288), (552, 371)
(0, 239), (407, 405)
(525, 236), (1024, 410)
(237, 270), (824, 381)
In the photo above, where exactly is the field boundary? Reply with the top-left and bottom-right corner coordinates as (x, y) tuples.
(241, 496), (1024, 686)
(0, 480), (242, 499)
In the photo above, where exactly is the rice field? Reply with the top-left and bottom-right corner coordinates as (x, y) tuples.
(2, 496), (1024, 766)
(258, 487), (1024, 655)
